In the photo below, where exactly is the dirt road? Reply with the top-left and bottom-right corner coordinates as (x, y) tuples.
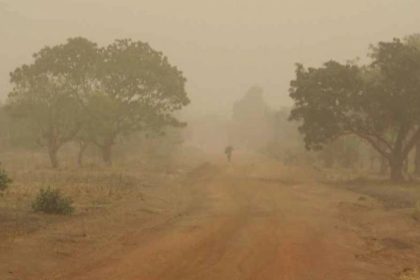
(3, 158), (420, 280)
(56, 159), (420, 280)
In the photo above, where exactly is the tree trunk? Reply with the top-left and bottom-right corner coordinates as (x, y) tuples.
(415, 141), (420, 176)
(102, 143), (113, 166)
(78, 142), (88, 168)
(389, 157), (404, 182)
(48, 146), (59, 169)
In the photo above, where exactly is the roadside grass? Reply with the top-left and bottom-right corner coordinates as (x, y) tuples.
(320, 169), (420, 220)
(0, 149), (170, 242)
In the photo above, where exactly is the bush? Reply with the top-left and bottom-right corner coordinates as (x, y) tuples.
(0, 168), (12, 191)
(32, 187), (74, 215)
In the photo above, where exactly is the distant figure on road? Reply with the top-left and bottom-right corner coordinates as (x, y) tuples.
(225, 146), (234, 162)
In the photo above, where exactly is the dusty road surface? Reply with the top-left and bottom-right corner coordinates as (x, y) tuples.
(3, 157), (420, 280)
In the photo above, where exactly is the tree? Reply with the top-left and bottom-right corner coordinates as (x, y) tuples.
(8, 38), (98, 168)
(80, 39), (189, 165)
(406, 34), (420, 176)
(289, 37), (420, 182)
(317, 137), (361, 169)
(231, 86), (272, 150)
(263, 108), (304, 162)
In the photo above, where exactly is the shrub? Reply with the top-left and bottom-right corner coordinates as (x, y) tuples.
(32, 187), (74, 215)
(0, 168), (12, 191)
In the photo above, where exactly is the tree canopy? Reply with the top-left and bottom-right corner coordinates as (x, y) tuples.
(8, 37), (97, 168)
(289, 36), (420, 181)
(8, 37), (189, 167)
(79, 39), (189, 165)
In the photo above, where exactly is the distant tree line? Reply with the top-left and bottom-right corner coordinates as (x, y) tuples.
(232, 35), (420, 182)
(230, 87), (368, 170)
(4, 37), (190, 168)
(230, 86), (273, 150)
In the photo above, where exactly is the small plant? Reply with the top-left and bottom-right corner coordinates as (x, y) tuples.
(32, 187), (74, 215)
(0, 168), (12, 191)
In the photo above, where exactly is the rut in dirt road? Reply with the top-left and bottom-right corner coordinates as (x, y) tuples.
(65, 161), (407, 280)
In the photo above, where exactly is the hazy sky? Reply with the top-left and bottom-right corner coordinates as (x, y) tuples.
(1, 0), (419, 116)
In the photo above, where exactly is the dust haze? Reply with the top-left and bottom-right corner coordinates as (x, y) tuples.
(1, 1), (420, 279)
(2, 0), (420, 115)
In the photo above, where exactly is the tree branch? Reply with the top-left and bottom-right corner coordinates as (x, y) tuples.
(351, 131), (391, 160)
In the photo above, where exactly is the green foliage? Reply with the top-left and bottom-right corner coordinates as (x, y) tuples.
(79, 39), (190, 164)
(7, 37), (190, 167)
(32, 187), (74, 215)
(289, 36), (420, 181)
(8, 37), (98, 168)
(0, 168), (12, 191)
(0, 106), (40, 150)
(318, 137), (361, 169)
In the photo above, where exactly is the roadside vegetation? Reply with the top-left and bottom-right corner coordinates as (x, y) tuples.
(6, 37), (189, 168)
(0, 167), (12, 192)
(0, 36), (191, 238)
(1, 33), (420, 277)
(32, 187), (74, 215)
(289, 34), (420, 182)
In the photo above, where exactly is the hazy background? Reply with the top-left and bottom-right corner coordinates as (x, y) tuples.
(1, 0), (419, 117)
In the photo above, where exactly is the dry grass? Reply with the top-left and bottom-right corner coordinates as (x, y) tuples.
(0, 149), (183, 242)
(400, 269), (420, 280)
(0, 148), (205, 280)
(320, 168), (420, 211)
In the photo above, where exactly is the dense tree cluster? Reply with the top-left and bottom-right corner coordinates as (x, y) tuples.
(6, 37), (189, 167)
(289, 35), (420, 181)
